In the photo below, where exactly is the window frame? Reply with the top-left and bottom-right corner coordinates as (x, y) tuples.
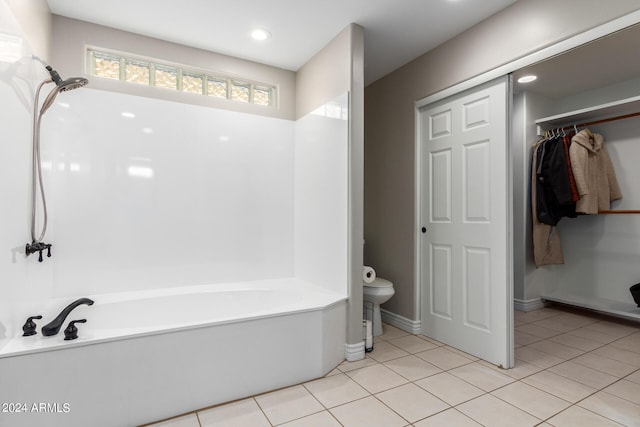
(86, 46), (277, 108)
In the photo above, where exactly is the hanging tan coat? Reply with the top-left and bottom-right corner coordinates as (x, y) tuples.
(569, 129), (622, 214)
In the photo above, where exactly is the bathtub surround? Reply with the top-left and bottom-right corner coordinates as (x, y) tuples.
(46, 88), (297, 296)
(294, 93), (348, 296)
(1, 2), (364, 425)
(0, 0), (53, 360)
(0, 87), (352, 426)
(49, 15), (363, 355)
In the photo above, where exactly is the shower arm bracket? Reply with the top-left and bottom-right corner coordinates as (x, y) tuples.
(26, 241), (52, 262)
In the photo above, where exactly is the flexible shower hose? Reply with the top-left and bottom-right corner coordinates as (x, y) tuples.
(31, 79), (51, 243)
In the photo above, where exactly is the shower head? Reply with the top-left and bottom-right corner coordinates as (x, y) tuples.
(58, 76), (89, 92)
(32, 56), (89, 89)
(45, 65), (89, 91)
(32, 57), (90, 114)
(40, 75), (89, 114)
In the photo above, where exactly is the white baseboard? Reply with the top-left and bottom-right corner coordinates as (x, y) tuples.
(345, 341), (365, 361)
(514, 297), (546, 312)
(380, 300), (547, 333)
(380, 309), (422, 334)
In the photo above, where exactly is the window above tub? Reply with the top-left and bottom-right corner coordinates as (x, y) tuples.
(87, 47), (276, 107)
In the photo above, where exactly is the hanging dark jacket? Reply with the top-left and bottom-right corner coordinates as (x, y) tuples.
(536, 137), (576, 226)
(531, 142), (564, 267)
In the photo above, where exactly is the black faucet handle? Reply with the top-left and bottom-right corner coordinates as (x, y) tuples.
(22, 315), (43, 336)
(64, 319), (87, 341)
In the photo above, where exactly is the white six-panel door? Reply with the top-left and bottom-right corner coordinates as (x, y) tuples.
(418, 77), (513, 368)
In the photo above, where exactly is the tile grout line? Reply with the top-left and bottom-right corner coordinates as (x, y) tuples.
(275, 320), (635, 426)
(347, 334), (526, 425)
(463, 310), (640, 424)
(298, 380), (346, 427)
(250, 397), (275, 427)
(337, 332), (463, 426)
(518, 332), (638, 381)
(369, 392), (413, 426)
(363, 318), (635, 424)
(510, 313), (640, 425)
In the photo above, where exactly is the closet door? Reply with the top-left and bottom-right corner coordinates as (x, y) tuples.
(418, 76), (513, 368)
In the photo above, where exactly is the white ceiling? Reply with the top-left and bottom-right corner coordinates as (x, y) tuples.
(513, 23), (640, 99)
(46, 0), (519, 86)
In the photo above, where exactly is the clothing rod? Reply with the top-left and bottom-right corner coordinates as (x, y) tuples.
(555, 111), (640, 131)
(598, 210), (640, 214)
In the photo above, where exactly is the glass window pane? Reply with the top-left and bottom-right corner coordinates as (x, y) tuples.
(125, 60), (150, 85)
(88, 49), (276, 108)
(207, 78), (228, 99)
(182, 73), (203, 94)
(231, 81), (250, 103)
(155, 65), (177, 90)
(253, 86), (272, 106)
(92, 51), (120, 80)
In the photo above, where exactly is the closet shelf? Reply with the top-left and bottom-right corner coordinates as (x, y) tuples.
(542, 291), (640, 322)
(535, 94), (640, 133)
(598, 210), (640, 214)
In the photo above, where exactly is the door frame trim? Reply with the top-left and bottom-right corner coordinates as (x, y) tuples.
(413, 10), (640, 365)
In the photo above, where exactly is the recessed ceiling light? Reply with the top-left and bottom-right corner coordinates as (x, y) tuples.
(518, 75), (538, 83)
(251, 28), (271, 41)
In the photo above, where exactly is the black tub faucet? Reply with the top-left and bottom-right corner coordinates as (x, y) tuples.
(41, 298), (94, 337)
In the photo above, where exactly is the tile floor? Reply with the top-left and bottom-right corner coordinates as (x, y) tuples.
(144, 305), (640, 427)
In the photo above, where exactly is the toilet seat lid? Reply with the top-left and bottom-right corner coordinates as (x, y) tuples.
(364, 277), (393, 288)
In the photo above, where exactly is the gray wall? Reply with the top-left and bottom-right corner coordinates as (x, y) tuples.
(6, 0), (51, 60)
(514, 90), (553, 307)
(364, 0), (640, 320)
(297, 24), (354, 119)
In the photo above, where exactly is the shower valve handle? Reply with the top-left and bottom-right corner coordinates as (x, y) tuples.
(25, 242), (52, 262)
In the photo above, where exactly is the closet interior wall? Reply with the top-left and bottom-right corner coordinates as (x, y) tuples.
(518, 73), (640, 320)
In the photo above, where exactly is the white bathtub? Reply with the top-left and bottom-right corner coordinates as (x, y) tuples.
(0, 279), (347, 427)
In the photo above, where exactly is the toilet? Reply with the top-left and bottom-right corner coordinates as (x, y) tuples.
(363, 277), (395, 336)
